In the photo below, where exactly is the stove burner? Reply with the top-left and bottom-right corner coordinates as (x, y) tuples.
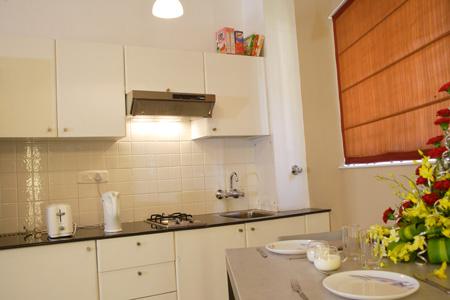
(145, 212), (205, 228)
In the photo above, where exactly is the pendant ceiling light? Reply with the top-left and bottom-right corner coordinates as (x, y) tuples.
(152, 0), (184, 19)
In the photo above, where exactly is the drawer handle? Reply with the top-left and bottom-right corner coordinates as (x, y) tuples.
(137, 271), (142, 276)
(86, 246), (92, 252)
(251, 227), (255, 231)
(238, 228), (243, 233)
(136, 242), (141, 246)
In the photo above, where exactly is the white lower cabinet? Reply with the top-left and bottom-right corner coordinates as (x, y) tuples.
(97, 232), (176, 300)
(98, 262), (176, 300)
(0, 241), (98, 300)
(175, 213), (330, 300)
(175, 224), (246, 300)
(140, 292), (178, 300)
(245, 216), (306, 247)
(305, 212), (330, 233)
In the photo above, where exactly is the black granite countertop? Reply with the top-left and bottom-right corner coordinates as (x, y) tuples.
(0, 208), (330, 251)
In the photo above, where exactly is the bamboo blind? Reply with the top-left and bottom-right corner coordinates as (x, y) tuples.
(333, 0), (450, 163)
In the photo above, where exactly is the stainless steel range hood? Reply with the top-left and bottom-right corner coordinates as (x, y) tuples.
(126, 90), (215, 118)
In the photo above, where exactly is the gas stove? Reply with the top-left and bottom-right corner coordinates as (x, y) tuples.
(145, 212), (206, 229)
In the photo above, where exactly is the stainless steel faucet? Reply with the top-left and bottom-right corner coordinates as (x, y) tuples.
(216, 172), (245, 199)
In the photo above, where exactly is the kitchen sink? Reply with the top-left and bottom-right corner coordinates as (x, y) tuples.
(220, 210), (275, 219)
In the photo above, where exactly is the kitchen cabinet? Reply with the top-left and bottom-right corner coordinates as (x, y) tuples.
(0, 36), (57, 137)
(0, 241), (98, 300)
(125, 46), (205, 94)
(56, 40), (125, 137)
(245, 216), (306, 247)
(246, 212), (330, 247)
(191, 53), (269, 139)
(305, 212), (330, 233)
(97, 232), (176, 300)
(175, 224), (246, 300)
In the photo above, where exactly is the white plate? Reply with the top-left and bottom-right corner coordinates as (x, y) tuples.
(264, 240), (311, 255)
(322, 270), (419, 300)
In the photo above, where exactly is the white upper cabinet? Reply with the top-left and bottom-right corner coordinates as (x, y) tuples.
(125, 46), (205, 93)
(56, 40), (126, 137)
(0, 36), (57, 137)
(191, 53), (270, 139)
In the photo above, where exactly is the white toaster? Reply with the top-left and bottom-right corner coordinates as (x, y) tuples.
(46, 204), (75, 238)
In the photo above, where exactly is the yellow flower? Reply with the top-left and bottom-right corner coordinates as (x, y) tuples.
(419, 156), (435, 181)
(402, 201), (430, 219)
(433, 262), (448, 280)
(437, 198), (450, 211)
(443, 228), (450, 238)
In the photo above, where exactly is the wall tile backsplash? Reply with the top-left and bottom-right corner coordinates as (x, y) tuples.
(0, 119), (261, 233)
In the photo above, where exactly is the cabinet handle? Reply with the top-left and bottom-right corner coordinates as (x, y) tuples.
(136, 242), (141, 246)
(251, 227), (255, 231)
(238, 228), (243, 233)
(137, 271), (142, 276)
(63, 128), (69, 132)
(47, 127), (52, 132)
(212, 128), (217, 132)
(86, 246), (92, 252)
(166, 88), (171, 92)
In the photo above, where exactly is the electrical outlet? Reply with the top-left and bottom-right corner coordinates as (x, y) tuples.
(78, 170), (109, 184)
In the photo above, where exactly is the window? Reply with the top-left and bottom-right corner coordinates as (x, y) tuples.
(332, 0), (450, 164)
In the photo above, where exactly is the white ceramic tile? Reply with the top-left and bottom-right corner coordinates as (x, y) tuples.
(0, 218), (18, 234)
(131, 168), (157, 181)
(156, 154), (181, 167)
(0, 189), (18, 204)
(157, 179), (182, 193)
(182, 178), (204, 191)
(157, 167), (181, 180)
(108, 169), (132, 182)
(118, 142), (132, 155)
(180, 141), (192, 154)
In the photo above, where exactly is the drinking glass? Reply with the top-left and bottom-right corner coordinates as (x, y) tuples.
(360, 229), (382, 269)
(341, 224), (361, 262)
(313, 245), (341, 271)
(306, 240), (329, 262)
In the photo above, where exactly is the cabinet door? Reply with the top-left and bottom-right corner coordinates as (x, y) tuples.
(191, 53), (269, 139)
(0, 241), (98, 300)
(125, 46), (205, 93)
(305, 212), (330, 233)
(0, 36), (57, 137)
(246, 216), (306, 247)
(56, 40), (125, 137)
(175, 225), (246, 300)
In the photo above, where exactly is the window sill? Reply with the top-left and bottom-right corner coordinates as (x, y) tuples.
(339, 160), (419, 169)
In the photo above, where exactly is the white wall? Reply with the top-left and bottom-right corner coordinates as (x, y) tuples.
(0, 0), (248, 52)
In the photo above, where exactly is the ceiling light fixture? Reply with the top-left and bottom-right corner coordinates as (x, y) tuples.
(152, 0), (184, 19)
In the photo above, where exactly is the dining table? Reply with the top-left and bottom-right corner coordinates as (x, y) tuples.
(226, 246), (450, 300)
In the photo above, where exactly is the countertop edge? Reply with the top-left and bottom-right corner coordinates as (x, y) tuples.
(0, 208), (331, 251)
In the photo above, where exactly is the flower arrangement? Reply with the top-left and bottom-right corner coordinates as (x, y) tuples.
(369, 81), (450, 279)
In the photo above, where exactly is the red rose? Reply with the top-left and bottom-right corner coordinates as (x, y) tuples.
(422, 193), (439, 206)
(402, 201), (413, 209)
(434, 179), (450, 191)
(426, 135), (444, 145)
(434, 117), (450, 125)
(438, 81), (450, 93)
(382, 207), (395, 223)
(399, 201), (413, 216)
(436, 108), (450, 117)
(427, 146), (447, 158)
(416, 176), (427, 185)
(415, 166), (421, 175)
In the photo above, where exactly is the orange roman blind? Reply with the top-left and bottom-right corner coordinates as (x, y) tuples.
(333, 0), (450, 163)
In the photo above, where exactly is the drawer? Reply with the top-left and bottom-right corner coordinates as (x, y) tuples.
(99, 262), (176, 300)
(97, 232), (174, 272)
(140, 292), (177, 300)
